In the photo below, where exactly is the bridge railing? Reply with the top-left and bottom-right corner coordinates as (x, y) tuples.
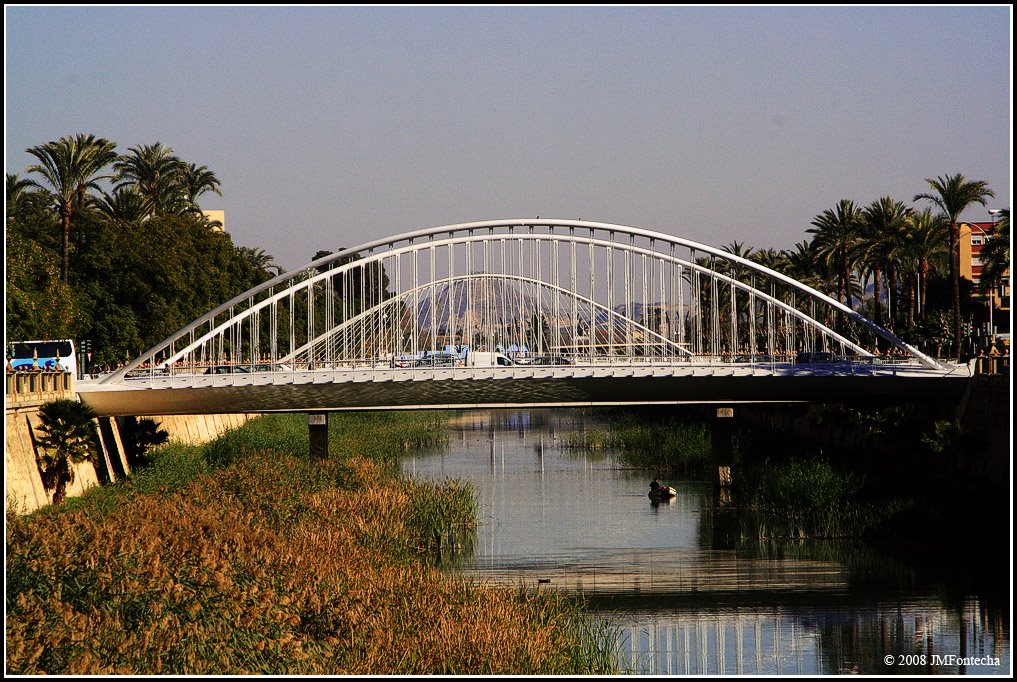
(974, 353), (1010, 376)
(6, 369), (75, 406)
(109, 353), (931, 385)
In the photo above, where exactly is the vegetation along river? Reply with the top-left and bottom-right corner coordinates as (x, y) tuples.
(401, 408), (1010, 675)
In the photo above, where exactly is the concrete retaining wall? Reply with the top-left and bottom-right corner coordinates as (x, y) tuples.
(5, 404), (101, 514)
(5, 391), (259, 514)
(148, 413), (257, 445)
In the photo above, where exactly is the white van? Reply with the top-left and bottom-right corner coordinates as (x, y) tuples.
(465, 351), (514, 367)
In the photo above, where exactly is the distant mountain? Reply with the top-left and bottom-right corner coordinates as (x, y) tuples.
(413, 278), (541, 330)
(408, 276), (689, 333)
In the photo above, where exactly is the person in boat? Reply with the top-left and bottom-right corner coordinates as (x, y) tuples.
(649, 478), (662, 493)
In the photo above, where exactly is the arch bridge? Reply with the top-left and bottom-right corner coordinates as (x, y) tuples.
(77, 219), (971, 416)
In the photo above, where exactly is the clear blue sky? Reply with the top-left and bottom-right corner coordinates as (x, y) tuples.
(5, 5), (1012, 271)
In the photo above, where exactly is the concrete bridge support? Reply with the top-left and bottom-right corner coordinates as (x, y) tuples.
(711, 406), (735, 506)
(308, 412), (330, 459)
(710, 405), (738, 547)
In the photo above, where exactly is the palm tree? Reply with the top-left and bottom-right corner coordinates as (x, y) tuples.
(914, 174), (995, 358)
(749, 248), (790, 275)
(122, 417), (170, 468)
(70, 134), (118, 209)
(859, 197), (911, 327)
(721, 240), (753, 259)
(902, 208), (948, 321)
(25, 134), (117, 281)
(113, 142), (187, 217)
(6, 173), (38, 221)
(720, 240), (755, 282)
(808, 199), (865, 310)
(34, 399), (100, 505)
(91, 186), (149, 226)
(179, 162), (222, 213)
(238, 245), (284, 276)
(979, 209), (1010, 299)
(785, 240), (831, 294)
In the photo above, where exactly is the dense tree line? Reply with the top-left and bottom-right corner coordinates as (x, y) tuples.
(6, 135), (282, 367)
(718, 176), (1008, 359)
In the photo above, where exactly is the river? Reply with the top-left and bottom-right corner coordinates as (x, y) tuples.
(401, 409), (1010, 675)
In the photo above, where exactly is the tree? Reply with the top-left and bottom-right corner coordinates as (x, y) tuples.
(749, 248), (789, 275)
(34, 399), (100, 505)
(238, 245), (284, 276)
(914, 174), (995, 358)
(720, 240), (754, 281)
(6, 173), (40, 222)
(784, 240), (829, 293)
(5, 227), (76, 340)
(25, 134), (117, 281)
(179, 162), (222, 213)
(122, 417), (170, 468)
(808, 199), (864, 310)
(859, 197), (911, 327)
(10, 134), (260, 367)
(901, 208), (947, 322)
(113, 142), (188, 217)
(92, 186), (149, 227)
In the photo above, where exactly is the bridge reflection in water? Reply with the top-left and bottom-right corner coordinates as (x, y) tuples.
(602, 597), (1005, 675)
(461, 547), (1008, 675)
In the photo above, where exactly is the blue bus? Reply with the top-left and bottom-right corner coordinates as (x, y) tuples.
(7, 340), (78, 377)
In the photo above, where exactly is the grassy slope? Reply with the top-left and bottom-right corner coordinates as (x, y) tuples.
(6, 412), (617, 675)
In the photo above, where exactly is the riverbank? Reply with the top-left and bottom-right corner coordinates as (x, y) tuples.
(6, 412), (618, 675)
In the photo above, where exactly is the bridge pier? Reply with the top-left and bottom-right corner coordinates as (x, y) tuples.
(711, 406), (734, 506)
(308, 412), (330, 459)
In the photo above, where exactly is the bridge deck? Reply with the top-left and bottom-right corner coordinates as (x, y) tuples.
(77, 361), (973, 416)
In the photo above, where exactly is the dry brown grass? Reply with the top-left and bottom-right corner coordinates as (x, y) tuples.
(7, 445), (615, 674)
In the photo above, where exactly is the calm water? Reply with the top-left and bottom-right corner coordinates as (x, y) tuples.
(401, 409), (1011, 675)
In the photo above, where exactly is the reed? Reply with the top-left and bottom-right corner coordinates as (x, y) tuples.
(404, 477), (478, 562)
(734, 459), (911, 539)
(7, 411), (616, 674)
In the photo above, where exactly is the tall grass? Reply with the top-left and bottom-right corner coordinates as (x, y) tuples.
(734, 459), (915, 539)
(404, 478), (477, 563)
(7, 411), (618, 674)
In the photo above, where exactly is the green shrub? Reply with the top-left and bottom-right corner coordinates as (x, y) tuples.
(736, 459), (905, 539)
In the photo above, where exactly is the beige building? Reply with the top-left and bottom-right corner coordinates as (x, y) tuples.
(202, 210), (225, 233)
(959, 221), (1009, 314)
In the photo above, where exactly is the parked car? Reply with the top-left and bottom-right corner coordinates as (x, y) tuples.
(415, 354), (459, 367)
(203, 364), (250, 374)
(247, 362), (292, 372)
(531, 355), (573, 366)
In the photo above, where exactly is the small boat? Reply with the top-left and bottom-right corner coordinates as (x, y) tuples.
(648, 485), (677, 501)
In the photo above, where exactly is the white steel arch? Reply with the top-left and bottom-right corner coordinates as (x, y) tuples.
(100, 218), (943, 384)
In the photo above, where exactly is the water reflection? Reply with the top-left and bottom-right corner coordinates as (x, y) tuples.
(598, 596), (1007, 675)
(402, 409), (1010, 675)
